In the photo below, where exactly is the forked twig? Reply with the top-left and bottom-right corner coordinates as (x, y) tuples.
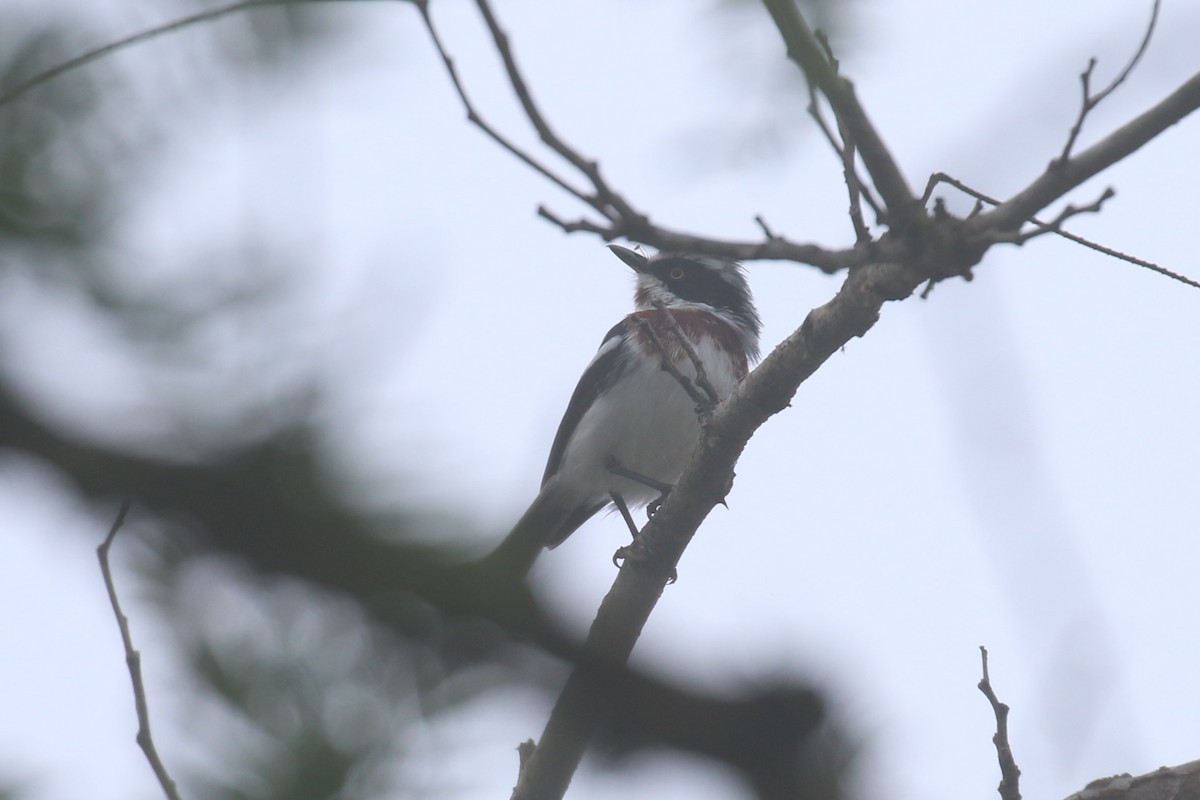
(412, 0), (593, 208)
(997, 187), (1115, 245)
(1056, 0), (1162, 165)
(926, 172), (1200, 290)
(98, 500), (183, 800)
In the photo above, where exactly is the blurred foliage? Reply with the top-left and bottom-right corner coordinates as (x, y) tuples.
(0, 24), (110, 252)
(0, 3), (853, 799)
(153, 558), (424, 800)
(681, 0), (864, 168)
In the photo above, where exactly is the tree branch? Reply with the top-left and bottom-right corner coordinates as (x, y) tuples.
(995, 187), (1115, 246)
(760, 0), (918, 223)
(925, 173), (1200, 289)
(630, 310), (720, 418)
(1063, 760), (1200, 800)
(973, 70), (1200, 234)
(505, 43), (1200, 798)
(0, 0), (396, 110)
(97, 500), (184, 800)
(977, 647), (1021, 800)
(412, 0), (595, 207)
(1056, 0), (1162, 165)
(513, 258), (924, 800)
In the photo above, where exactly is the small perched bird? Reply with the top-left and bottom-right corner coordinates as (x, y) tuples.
(486, 245), (761, 575)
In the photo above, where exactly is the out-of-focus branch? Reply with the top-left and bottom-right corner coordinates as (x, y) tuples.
(98, 500), (183, 800)
(1063, 760), (1200, 800)
(0, 0), (392, 110)
(0, 386), (837, 800)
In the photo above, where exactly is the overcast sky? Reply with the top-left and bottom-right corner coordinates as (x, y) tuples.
(2, 1), (1198, 799)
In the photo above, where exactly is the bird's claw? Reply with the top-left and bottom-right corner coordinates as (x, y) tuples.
(613, 538), (677, 584)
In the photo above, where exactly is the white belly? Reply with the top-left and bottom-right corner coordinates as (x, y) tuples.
(549, 336), (742, 507)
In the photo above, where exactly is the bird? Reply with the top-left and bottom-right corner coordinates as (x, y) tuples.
(484, 245), (761, 576)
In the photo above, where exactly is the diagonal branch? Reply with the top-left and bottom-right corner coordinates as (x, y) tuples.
(513, 257), (925, 800)
(0, 0), (285, 109)
(993, 187), (1115, 246)
(412, 0), (595, 207)
(473, 0), (638, 224)
(1062, 759), (1200, 800)
(98, 501), (184, 800)
(654, 302), (723, 410)
(630, 316), (714, 416)
(631, 309), (721, 418)
(760, 0), (917, 222)
(929, 172), (1200, 289)
(503, 61), (1200, 787)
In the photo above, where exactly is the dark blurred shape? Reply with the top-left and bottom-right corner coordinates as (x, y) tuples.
(600, 676), (850, 800)
(0, 23), (109, 253)
(2, 380), (851, 799)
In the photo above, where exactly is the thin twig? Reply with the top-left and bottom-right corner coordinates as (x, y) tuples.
(809, 32), (872, 241)
(97, 500), (183, 800)
(928, 172), (1200, 289)
(413, 0), (594, 207)
(1057, 0), (1162, 165)
(0, 0), (373, 110)
(652, 301), (722, 409)
(754, 215), (778, 240)
(806, 82), (880, 232)
(630, 315), (715, 417)
(997, 187), (1115, 245)
(472, 0), (642, 225)
(538, 206), (856, 273)
(536, 206), (612, 236)
(836, 117), (871, 243)
(420, 0), (876, 273)
(978, 647), (1022, 800)
(762, 0), (917, 222)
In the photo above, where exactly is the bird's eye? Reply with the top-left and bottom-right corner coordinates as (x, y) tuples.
(668, 267), (685, 280)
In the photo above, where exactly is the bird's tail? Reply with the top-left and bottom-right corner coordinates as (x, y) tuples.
(480, 491), (605, 577)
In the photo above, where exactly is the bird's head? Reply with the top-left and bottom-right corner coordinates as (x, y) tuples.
(609, 244), (761, 360)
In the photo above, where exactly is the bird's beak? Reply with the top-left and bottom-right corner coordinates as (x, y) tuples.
(608, 244), (650, 274)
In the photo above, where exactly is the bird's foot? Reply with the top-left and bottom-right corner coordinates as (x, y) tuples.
(612, 536), (677, 584)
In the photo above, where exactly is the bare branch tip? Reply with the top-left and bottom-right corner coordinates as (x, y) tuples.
(755, 215), (779, 241)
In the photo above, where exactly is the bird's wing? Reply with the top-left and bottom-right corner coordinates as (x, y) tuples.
(541, 319), (629, 486)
